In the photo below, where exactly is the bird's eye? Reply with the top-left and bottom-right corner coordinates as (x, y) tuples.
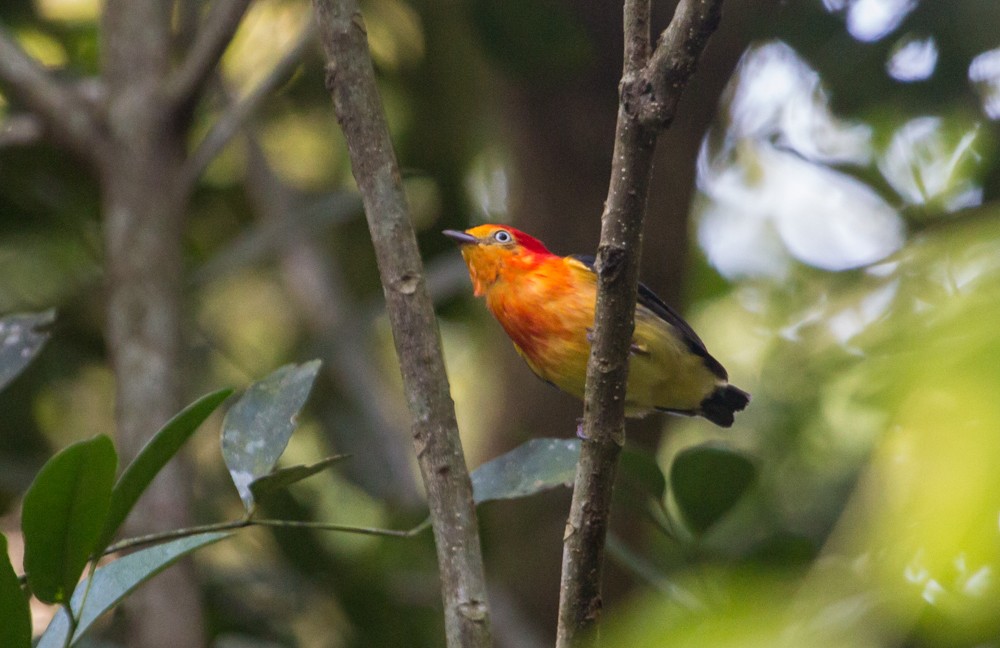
(493, 230), (512, 243)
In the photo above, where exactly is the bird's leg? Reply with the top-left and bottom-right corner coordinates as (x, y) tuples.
(587, 327), (649, 356)
(575, 417), (588, 440)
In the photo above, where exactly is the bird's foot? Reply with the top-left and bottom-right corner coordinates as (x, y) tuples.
(575, 417), (588, 440)
(586, 328), (648, 356)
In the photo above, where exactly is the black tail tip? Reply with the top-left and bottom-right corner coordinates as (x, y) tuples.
(700, 385), (751, 428)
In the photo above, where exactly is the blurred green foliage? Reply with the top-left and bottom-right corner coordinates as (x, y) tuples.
(2, 0), (1000, 645)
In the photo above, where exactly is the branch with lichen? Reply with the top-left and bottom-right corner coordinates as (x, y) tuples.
(310, 1), (492, 646)
(556, 1), (725, 646)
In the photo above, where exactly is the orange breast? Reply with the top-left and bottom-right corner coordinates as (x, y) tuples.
(483, 257), (595, 394)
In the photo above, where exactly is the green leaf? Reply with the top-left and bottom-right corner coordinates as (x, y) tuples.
(97, 389), (233, 552)
(669, 443), (757, 535)
(471, 438), (579, 504)
(249, 455), (349, 503)
(222, 361), (321, 511)
(619, 446), (667, 501)
(0, 534), (31, 648)
(22, 435), (117, 604)
(0, 309), (55, 392)
(36, 532), (231, 648)
(747, 534), (817, 568)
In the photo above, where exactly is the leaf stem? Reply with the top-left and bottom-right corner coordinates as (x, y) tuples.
(18, 515), (430, 592)
(61, 601), (77, 648)
(101, 516), (431, 556)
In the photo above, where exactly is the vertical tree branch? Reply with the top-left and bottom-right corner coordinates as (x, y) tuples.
(4, 1), (258, 645)
(100, 1), (210, 645)
(311, 1), (492, 647)
(556, 1), (724, 646)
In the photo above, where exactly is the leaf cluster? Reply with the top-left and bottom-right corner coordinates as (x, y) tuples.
(1, 310), (758, 646)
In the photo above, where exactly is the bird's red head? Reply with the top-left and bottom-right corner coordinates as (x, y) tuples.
(443, 224), (555, 296)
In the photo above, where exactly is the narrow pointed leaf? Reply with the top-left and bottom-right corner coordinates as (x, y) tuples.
(222, 361), (321, 510)
(98, 389), (233, 551)
(249, 454), (349, 503)
(471, 438), (580, 504)
(0, 309), (55, 392)
(35, 608), (70, 648)
(0, 535), (31, 648)
(22, 435), (117, 604)
(36, 532), (231, 648)
(670, 443), (757, 534)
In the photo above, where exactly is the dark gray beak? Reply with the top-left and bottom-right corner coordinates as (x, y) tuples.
(443, 229), (477, 246)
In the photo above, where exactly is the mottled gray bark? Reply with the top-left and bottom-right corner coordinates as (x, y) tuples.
(311, 1), (492, 646)
(556, 1), (725, 646)
(99, 1), (200, 645)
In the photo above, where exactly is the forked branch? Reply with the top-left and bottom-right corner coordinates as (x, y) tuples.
(556, 1), (725, 646)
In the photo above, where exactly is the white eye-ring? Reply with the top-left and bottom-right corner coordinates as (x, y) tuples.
(493, 230), (512, 243)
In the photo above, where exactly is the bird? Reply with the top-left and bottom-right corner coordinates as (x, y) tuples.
(443, 224), (749, 427)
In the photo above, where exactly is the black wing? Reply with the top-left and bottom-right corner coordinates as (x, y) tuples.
(570, 254), (728, 380)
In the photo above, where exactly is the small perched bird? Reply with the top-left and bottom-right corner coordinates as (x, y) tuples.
(444, 224), (749, 427)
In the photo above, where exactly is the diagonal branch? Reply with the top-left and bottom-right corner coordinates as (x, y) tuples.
(0, 23), (105, 163)
(182, 20), (316, 190)
(165, 0), (253, 110)
(237, 119), (423, 504)
(311, 1), (492, 646)
(556, 1), (725, 646)
(640, 0), (724, 128)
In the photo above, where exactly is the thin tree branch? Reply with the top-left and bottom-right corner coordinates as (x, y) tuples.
(311, 1), (492, 646)
(0, 23), (104, 163)
(623, 0), (651, 71)
(182, 21), (317, 189)
(640, 0), (724, 129)
(165, 0), (253, 111)
(237, 123), (422, 504)
(0, 112), (44, 148)
(556, 1), (724, 646)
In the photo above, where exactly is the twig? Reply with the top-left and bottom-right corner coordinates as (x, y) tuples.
(641, 0), (725, 129)
(182, 20), (317, 189)
(238, 127), (421, 503)
(165, 0), (253, 110)
(311, 1), (492, 646)
(0, 112), (44, 148)
(104, 517), (430, 555)
(17, 517), (431, 587)
(556, 1), (724, 646)
(0, 23), (104, 163)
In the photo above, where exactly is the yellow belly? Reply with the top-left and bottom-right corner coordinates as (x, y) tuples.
(514, 306), (719, 417)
